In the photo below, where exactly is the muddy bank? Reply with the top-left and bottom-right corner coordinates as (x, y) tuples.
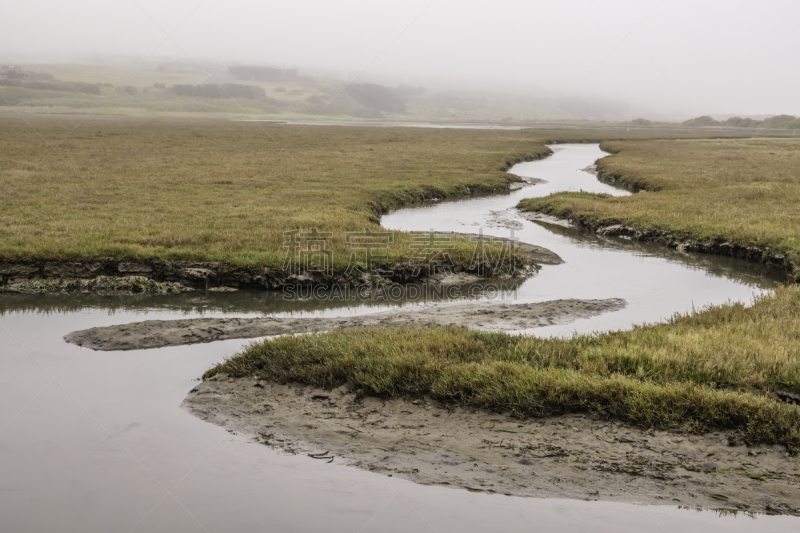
(519, 210), (798, 282)
(595, 166), (651, 193)
(184, 376), (800, 516)
(64, 297), (625, 351)
(0, 275), (192, 295)
(0, 258), (420, 293)
(0, 236), (561, 293)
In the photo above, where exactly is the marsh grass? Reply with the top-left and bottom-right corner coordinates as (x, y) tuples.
(0, 116), (552, 269)
(0, 116), (756, 272)
(207, 286), (800, 449)
(518, 138), (800, 265)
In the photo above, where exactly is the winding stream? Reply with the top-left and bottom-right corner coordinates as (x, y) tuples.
(384, 143), (782, 336)
(0, 144), (792, 532)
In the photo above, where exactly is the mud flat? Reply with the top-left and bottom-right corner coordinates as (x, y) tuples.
(65, 297), (625, 351)
(184, 375), (800, 516)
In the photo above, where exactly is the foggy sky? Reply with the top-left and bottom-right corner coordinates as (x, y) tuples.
(3, 0), (800, 118)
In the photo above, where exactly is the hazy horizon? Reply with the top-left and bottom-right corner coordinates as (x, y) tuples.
(3, 0), (800, 120)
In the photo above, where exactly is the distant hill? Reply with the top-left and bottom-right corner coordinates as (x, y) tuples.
(682, 114), (800, 129)
(228, 66), (298, 82)
(171, 83), (266, 99)
(344, 83), (407, 114)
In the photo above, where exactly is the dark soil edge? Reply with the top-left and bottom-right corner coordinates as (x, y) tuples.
(521, 209), (799, 283)
(0, 256), (540, 291)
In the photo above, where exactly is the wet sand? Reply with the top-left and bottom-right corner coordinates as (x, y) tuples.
(64, 297), (626, 351)
(184, 375), (800, 516)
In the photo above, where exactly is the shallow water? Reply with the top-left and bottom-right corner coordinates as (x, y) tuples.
(0, 144), (794, 532)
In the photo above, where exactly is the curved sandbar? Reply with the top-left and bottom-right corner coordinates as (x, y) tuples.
(65, 297), (626, 351)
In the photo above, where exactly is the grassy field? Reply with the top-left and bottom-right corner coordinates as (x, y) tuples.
(207, 285), (800, 450)
(0, 85), (285, 116)
(518, 138), (800, 269)
(1, 116), (748, 272)
(0, 115), (555, 270)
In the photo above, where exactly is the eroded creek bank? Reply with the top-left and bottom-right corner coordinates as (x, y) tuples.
(534, 214), (799, 283)
(0, 236), (561, 294)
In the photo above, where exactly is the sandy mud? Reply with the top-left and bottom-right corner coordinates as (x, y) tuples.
(64, 298), (625, 351)
(184, 376), (800, 516)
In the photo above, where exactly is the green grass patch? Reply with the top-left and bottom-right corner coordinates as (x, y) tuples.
(206, 286), (800, 450)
